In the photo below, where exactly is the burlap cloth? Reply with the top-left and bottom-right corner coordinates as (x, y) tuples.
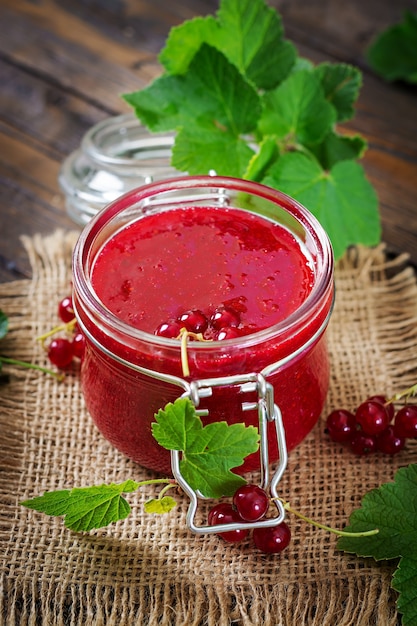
(1, 231), (417, 626)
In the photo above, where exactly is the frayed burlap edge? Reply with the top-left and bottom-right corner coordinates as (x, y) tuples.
(1, 575), (399, 626)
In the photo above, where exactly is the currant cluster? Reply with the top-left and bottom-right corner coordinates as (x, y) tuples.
(325, 394), (417, 455)
(208, 484), (291, 554)
(43, 295), (85, 369)
(154, 305), (254, 341)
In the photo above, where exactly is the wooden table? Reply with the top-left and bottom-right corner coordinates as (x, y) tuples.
(1, 0), (416, 283)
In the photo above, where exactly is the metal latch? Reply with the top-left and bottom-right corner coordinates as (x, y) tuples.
(171, 372), (288, 534)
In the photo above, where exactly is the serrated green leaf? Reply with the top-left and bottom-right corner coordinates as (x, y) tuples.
(338, 465), (417, 626)
(264, 151), (380, 259)
(308, 131), (367, 170)
(393, 555), (417, 626)
(159, 0), (296, 90)
(337, 465), (417, 559)
(22, 480), (139, 531)
(258, 70), (336, 146)
(366, 11), (417, 84)
(152, 398), (198, 451)
(244, 135), (279, 182)
(0, 310), (9, 340)
(152, 398), (260, 498)
(144, 496), (177, 514)
(290, 57), (315, 74)
(179, 420), (259, 497)
(180, 454), (247, 499)
(124, 44), (261, 136)
(159, 16), (220, 74)
(214, 0), (296, 90)
(315, 62), (362, 122)
(122, 0), (375, 261)
(172, 125), (255, 176)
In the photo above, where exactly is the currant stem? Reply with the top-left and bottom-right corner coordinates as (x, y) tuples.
(136, 478), (177, 489)
(158, 482), (178, 499)
(0, 356), (64, 380)
(36, 318), (77, 344)
(180, 328), (190, 377)
(179, 328), (206, 378)
(276, 498), (379, 538)
(387, 382), (417, 405)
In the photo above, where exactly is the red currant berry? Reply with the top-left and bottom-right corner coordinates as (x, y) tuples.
(233, 484), (270, 522)
(377, 425), (405, 455)
(325, 409), (357, 443)
(72, 332), (86, 359)
(216, 326), (241, 341)
(58, 296), (75, 323)
(177, 310), (208, 334)
(154, 319), (183, 338)
(208, 502), (248, 543)
(252, 521), (291, 554)
(355, 400), (390, 436)
(394, 405), (417, 439)
(210, 306), (240, 331)
(350, 432), (377, 455)
(47, 338), (74, 368)
(367, 395), (395, 421)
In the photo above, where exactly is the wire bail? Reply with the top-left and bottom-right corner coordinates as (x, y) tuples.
(171, 373), (288, 534)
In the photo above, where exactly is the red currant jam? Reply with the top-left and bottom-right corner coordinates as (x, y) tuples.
(92, 206), (314, 334)
(73, 177), (334, 474)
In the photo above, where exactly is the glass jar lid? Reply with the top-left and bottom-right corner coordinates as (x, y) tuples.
(59, 114), (183, 226)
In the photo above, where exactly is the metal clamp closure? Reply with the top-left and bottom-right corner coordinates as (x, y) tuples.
(171, 373), (288, 535)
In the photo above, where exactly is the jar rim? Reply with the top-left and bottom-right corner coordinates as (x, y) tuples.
(81, 113), (176, 167)
(72, 175), (334, 351)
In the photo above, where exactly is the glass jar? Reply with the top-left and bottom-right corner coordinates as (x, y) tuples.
(72, 176), (334, 475)
(59, 114), (182, 226)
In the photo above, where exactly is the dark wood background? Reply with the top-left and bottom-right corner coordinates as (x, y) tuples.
(1, 0), (416, 283)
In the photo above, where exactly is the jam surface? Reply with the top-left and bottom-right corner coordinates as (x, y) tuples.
(91, 206), (314, 334)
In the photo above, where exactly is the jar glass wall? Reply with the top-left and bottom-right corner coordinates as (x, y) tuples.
(72, 176), (334, 474)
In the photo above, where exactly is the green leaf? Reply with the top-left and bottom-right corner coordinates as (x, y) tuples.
(308, 130), (367, 170)
(159, 0), (296, 90)
(159, 16), (220, 74)
(0, 310), (8, 340)
(264, 151), (380, 259)
(393, 555), (417, 625)
(144, 496), (177, 514)
(366, 11), (417, 84)
(124, 44), (261, 135)
(152, 398), (260, 498)
(152, 397), (197, 451)
(122, 0), (377, 260)
(338, 464), (417, 626)
(290, 56), (315, 74)
(172, 125), (255, 176)
(315, 62), (362, 122)
(214, 0), (296, 90)
(258, 70), (336, 146)
(21, 480), (139, 531)
(244, 135), (279, 182)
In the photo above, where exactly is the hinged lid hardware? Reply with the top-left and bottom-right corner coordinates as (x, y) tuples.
(171, 373), (288, 534)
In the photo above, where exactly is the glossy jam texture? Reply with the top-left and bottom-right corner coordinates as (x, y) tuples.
(91, 206), (314, 334)
(77, 202), (332, 474)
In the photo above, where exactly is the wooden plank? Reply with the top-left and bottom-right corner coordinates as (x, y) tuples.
(273, 0), (417, 65)
(1, 0), (416, 280)
(0, 0), (157, 111)
(364, 149), (417, 260)
(0, 124), (76, 281)
(0, 59), (108, 158)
